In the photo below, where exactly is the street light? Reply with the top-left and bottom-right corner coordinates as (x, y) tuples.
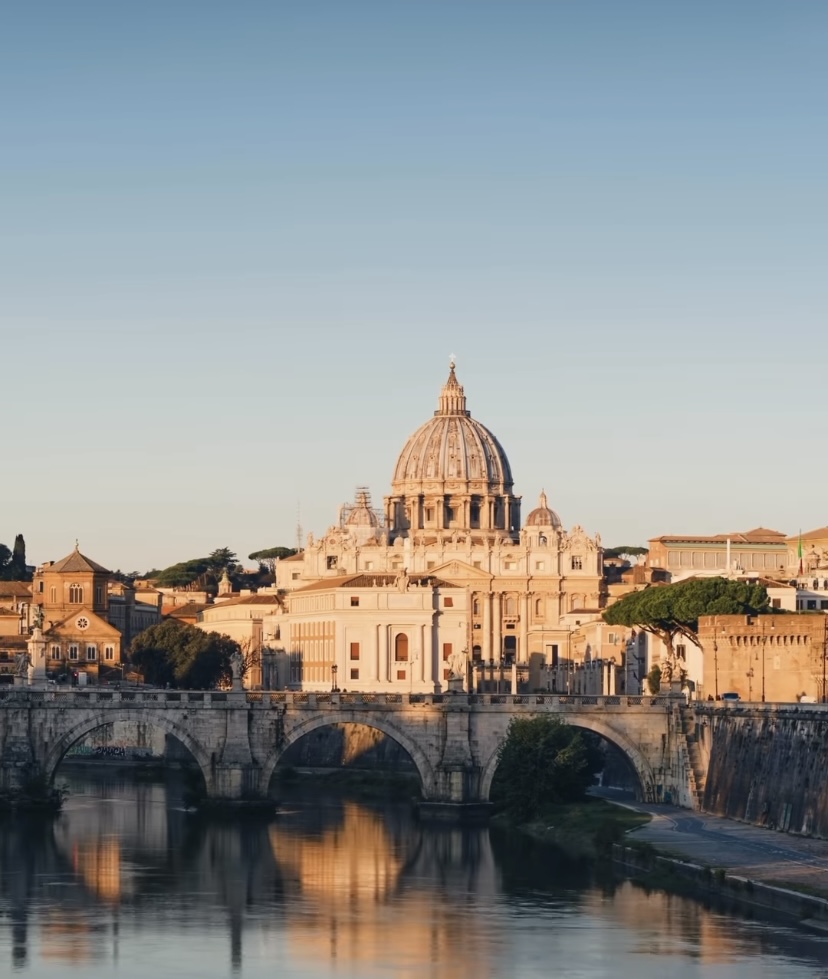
(746, 667), (754, 701)
(331, 663), (339, 693)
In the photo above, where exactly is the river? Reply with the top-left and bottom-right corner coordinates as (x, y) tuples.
(1, 774), (827, 978)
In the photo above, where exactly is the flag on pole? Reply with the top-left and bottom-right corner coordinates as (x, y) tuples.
(798, 530), (803, 575)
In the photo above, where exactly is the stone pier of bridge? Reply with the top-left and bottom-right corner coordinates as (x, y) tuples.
(0, 688), (699, 813)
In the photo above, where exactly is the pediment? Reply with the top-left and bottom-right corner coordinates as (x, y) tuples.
(45, 607), (121, 638)
(430, 559), (493, 583)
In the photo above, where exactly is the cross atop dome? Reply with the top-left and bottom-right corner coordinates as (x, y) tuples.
(437, 358), (468, 416)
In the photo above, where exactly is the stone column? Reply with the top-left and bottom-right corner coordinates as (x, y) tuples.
(422, 621), (433, 688)
(379, 626), (389, 684)
(369, 625), (379, 683)
(519, 593), (529, 663)
(492, 592), (502, 662)
(482, 593), (492, 662)
(511, 661), (518, 695)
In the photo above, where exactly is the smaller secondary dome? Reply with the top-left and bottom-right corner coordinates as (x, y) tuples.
(340, 488), (384, 544)
(525, 490), (561, 529)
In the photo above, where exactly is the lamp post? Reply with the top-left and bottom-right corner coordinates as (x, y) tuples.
(746, 667), (754, 701)
(331, 663), (339, 693)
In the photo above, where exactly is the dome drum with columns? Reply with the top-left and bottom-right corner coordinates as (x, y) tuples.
(274, 362), (605, 693)
(385, 362), (520, 539)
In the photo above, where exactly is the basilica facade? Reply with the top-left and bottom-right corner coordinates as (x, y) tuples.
(274, 363), (604, 692)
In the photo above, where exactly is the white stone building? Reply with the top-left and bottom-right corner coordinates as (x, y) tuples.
(272, 362), (605, 692)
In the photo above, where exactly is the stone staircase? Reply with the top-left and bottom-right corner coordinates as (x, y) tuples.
(679, 707), (707, 809)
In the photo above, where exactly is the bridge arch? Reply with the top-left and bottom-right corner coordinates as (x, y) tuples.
(42, 708), (215, 793)
(479, 716), (656, 803)
(258, 711), (438, 799)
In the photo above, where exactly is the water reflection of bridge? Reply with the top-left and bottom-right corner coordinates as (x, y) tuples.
(1, 780), (826, 975)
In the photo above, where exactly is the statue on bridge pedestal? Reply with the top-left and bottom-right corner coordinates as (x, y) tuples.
(230, 648), (244, 690)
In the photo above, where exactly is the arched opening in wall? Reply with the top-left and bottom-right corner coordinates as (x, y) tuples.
(51, 719), (208, 805)
(272, 722), (422, 801)
(486, 721), (645, 807)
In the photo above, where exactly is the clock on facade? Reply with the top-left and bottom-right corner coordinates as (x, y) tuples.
(76, 616), (90, 631)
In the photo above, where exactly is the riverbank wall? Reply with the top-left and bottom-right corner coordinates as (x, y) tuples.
(614, 842), (828, 928)
(696, 706), (828, 837)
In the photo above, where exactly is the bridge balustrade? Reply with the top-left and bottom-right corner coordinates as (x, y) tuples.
(0, 688), (675, 711)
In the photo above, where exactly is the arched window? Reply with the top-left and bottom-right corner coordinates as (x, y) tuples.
(394, 633), (409, 662)
(472, 599), (480, 615)
(69, 584), (83, 604)
(535, 598), (544, 616)
(504, 596), (516, 616)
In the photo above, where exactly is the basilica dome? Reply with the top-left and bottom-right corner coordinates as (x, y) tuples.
(391, 363), (513, 493)
(385, 363), (520, 539)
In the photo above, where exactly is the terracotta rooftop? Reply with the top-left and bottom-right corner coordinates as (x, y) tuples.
(49, 547), (112, 575)
(294, 573), (458, 593)
(205, 595), (283, 608)
(650, 528), (787, 546)
(790, 527), (828, 541)
(0, 582), (33, 599)
(165, 603), (210, 618)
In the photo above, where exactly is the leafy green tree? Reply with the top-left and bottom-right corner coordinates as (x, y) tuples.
(0, 544), (12, 580)
(0, 535), (31, 581)
(129, 620), (239, 689)
(492, 716), (603, 820)
(207, 547), (238, 574)
(11, 535), (27, 579)
(153, 558), (212, 589)
(603, 577), (771, 659)
(248, 547), (298, 573)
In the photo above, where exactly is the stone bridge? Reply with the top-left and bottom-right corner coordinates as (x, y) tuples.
(0, 688), (701, 812)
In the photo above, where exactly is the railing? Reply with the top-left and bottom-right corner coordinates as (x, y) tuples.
(0, 687), (675, 710)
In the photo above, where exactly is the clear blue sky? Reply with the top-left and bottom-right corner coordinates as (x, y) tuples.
(2, 2), (826, 571)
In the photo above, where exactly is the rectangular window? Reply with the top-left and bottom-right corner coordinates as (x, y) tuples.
(350, 668), (359, 680)
(96, 586), (103, 605)
(364, 561), (374, 571)
(444, 597), (454, 608)
(396, 669), (406, 680)
(442, 643), (453, 661)
(38, 580), (44, 593)
(808, 600), (817, 610)
(104, 645), (115, 661)
(676, 644), (686, 660)
(326, 556), (337, 570)
(822, 601), (828, 610)
(608, 633), (616, 644)
(350, 642), (360, 660)
(473, 561), (481, 569)
(426, 508), (434, 521)
(772, 598), (781, 609)
(86, 645), (97, 661)
(292, 572), (300, 580)
(427, 561), (435, 570)
(504, 561), (515, 571)
(50, 587), (57, 603)
(50, 644), (61, 659)
(571, 556), (582, 571)
(69, 645), (79, 661)
(350, 597), (359, 607)
(535, 561), (545, 571)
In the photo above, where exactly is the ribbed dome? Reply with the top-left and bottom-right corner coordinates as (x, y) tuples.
(525, 490), (561, 529)
(391, 362), (513, 492)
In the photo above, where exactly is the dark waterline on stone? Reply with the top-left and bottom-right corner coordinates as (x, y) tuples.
(0, 773), (827, 977)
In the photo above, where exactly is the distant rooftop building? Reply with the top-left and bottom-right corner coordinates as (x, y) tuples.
(648, 528), (788, 577)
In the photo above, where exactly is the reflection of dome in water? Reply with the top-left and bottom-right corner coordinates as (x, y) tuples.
(524, 490), (561, 530)
(391, 363), (513, 494)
